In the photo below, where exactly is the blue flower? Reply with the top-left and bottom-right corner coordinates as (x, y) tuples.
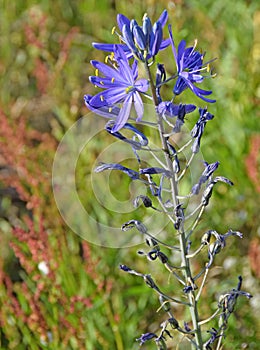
(169, 25), (216, 103)
(93, 10), (170, 61)
(87, 45), (149, 132)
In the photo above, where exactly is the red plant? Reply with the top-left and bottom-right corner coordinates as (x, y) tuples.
(245, 134), (260, 193)
(0, 217), (95, 348)
(248, 238), (260, 278)
(0, 109), (56, 217)
(23, 7), (79, 97)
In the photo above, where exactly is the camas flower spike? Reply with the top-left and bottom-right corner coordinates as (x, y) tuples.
(86, 8), (252, 350)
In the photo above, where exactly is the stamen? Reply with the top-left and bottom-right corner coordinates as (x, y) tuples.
(100, 81), (104, 85)
(95, 69), (99, 76)
(143, 13), (148, 21)
(190, 39), (198, 55)
(111, 26), (116, 35)
(125, 86), (133, 94)
(109, 107), (112, 113)
(100, 95), (104, 102)
(111, 77), (115, 83)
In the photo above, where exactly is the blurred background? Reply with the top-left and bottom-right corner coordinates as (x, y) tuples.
(0, 0), (259, 349)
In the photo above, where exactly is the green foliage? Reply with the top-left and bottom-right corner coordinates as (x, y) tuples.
(0, 0), (259, 349)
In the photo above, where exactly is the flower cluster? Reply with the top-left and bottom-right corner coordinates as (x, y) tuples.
(86, 9), (251, 350)
(85, 10), (216, 132)
(93, 10), (170, 61)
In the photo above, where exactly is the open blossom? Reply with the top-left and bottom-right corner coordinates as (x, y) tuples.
(169, 25), (216, 103)
(93, 10), (170, 61)
(86, 45), (149, 132)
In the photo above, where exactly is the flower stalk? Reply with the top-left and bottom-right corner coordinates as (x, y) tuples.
(146, 59), (203, 348)
(86, 9), (252, 349)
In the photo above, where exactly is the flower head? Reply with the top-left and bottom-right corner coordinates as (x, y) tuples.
(87, 45), (149, 132)
(169, 25), (216, 102)
(93, 10), (170, 61)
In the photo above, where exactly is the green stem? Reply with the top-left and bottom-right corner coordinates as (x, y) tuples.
(144, 61), (203, 349)
(105, 300), (124, 350)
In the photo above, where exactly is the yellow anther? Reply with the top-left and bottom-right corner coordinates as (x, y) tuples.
(105, 55), (109, 63)
(111, 77), (115, 83)
(125, 86), (132, 93)
(100, 95), (104, 102)
(109, 107), (112, 113)
(95, 69), (99, 76)
(100, 81), (104, 85)
(111, 26), (116, 35)
(142, 13), (148, 21)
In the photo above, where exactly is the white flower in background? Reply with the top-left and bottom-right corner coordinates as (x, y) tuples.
(38, 261), (49, 275)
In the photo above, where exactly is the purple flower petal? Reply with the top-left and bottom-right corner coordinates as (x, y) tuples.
(84, 95), (120, 118)
(151, 22), (163, 56)
(91, 60), (125, 83)
(117, 14), (130, 32)
(133, 92), (144, 121)
(115, 46), (135, 84)
(157, 9), (168, 27)
(160, 38), (171, 49)
(133, 25), (146, 50)
(89, 76), (123, 88)
(131, 60), (138, 80)
(169, 25), (178, 70)
(135, 78), (149, 92)
(122, 24), (138, 53)
(113, 96), (132, 132)
(90, 88), (126, 106)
